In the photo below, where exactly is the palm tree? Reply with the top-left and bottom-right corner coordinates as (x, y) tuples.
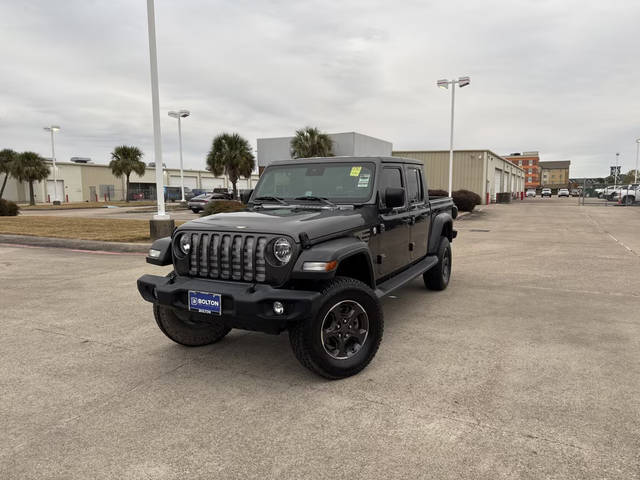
(109, 145), (145, 202)
(0, 148), (17, 199)
(12, 152), (50, 205)
(290, 127), (333, 159)
(206, 133), (255, 199)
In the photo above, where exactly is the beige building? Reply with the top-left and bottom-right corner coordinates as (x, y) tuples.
(392, 150), (525, 204)
(4, 160), (260, 204)
(539, 160), (570, 188)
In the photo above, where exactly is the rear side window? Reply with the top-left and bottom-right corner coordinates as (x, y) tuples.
(406, 167), (423, 203)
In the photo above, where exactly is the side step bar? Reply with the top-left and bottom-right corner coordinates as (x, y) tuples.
(374, 255), (439, 298)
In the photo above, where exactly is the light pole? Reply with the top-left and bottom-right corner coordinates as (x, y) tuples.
(146, 0), (174, 239)
(615, 152), (620, 186)
(635, 139), (639, 184)
(43, 125), (61, 204)
(437, 76), (470, 196)
(168, 110), (190, 202)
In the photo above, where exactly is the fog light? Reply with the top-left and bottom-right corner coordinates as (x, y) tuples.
(273, 301), (284, 315)
(149, 248), (161, 258)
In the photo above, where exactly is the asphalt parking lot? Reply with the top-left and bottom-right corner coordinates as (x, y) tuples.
(1, 198), (639, 479)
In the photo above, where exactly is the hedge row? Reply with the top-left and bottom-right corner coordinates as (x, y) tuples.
(0, 199), (19, 216)
(428, 189), (481, 212)
(200, 200), (246, 216)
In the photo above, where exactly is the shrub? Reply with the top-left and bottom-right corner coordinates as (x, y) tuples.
(452, 189), (481, 212)
(428, 189), (448, 197)
(0, 198), (19, 216)
(200, 200), (246, 216)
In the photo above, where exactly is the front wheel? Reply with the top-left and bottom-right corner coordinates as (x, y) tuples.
(423, 237), (451, 291)
(153, 304), (231, 346)
(289, 277), (383, 379)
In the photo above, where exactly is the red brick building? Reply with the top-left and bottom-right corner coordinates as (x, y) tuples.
(504, 151), (540, 189)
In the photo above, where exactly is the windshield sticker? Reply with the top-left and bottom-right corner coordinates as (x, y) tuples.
(357, 173), (370, 188)
(350, 166), (362, 177)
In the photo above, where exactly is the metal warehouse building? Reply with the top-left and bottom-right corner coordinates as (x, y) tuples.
(3, 160), (259, 204)
(392, 150), (525, 204)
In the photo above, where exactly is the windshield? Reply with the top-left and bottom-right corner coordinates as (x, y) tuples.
(253, 162), (376, 204)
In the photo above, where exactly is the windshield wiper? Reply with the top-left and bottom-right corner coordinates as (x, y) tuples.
(252, 195), (288, 205)
(293, 196), (336, 207)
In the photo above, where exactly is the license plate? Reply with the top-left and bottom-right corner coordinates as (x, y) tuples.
(188, 291), (222, 315)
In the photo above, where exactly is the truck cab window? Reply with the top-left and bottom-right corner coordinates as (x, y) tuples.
(407, 167), (423, 203)
(381, 167), (403, 207)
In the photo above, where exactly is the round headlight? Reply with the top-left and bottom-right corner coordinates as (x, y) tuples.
(273, 237), (292, 265)
(179, 234), (191, 255)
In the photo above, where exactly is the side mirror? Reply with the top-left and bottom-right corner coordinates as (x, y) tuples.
(384, 187), (405, 210)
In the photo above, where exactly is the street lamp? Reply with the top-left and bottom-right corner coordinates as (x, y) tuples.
(168, 109), (190, 202)
(437, 76), (470, 196)
(43, 125), (61, 204)
(146, 0), (174, 240)
(635, 139), (639, 184)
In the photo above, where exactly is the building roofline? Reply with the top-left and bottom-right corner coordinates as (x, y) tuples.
(392, 149), (525, 172)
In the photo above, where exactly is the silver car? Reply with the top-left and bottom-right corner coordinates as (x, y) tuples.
(187, 193), (228, 213)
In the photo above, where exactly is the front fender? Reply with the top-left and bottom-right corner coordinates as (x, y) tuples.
(291, 236), (374, 283)
(146, 237), (173, 266)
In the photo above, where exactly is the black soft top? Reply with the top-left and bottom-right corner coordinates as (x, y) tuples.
(268, 156), (423, 167)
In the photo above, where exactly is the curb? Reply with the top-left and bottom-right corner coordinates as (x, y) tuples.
(0, 234), (150, 253)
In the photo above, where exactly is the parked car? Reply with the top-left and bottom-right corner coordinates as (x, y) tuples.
(164, 186), (195, 202)
(138, 156), (458, 378)
(187, 193), (228, 213)
(526, 189), (536, 197)
(598, 185), (624, 200)
(558, 188), (570, 197)
(611, 185), (639, 205)
(541, 188), (552, 198)
(570, 189), (581, 197)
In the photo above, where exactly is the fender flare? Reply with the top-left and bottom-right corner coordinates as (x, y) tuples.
(428, 213), (453, 255)
(291, 236), (375, 286)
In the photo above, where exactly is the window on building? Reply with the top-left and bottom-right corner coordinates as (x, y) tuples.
(528, 177), (532, 183)
(528, 169), (532, 174)
(518, 160), (522, 166)
(529, 160), (533, 166)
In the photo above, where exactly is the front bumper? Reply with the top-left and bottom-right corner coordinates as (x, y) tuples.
(137, 274), (321, 334)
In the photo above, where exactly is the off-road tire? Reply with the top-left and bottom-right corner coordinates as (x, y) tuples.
(289, 276), (383, 379)
(423, 237), (451, 291)
(153, 304), (231, 347)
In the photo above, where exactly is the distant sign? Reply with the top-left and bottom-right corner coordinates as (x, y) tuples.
(610, 166), (621, 176)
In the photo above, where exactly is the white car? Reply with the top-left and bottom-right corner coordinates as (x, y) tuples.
(558, 188), (570, 197)
(541, 188), (552, 198)
(612, 185), (639, 204)
(526, 189), (536, 197)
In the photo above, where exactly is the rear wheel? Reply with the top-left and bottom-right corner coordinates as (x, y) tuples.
(289, 277), (383, 379)
(423, 237), (451, 291)
(153, 304), (231, 346)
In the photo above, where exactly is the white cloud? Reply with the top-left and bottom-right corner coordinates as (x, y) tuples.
(1, 0), (639, 177)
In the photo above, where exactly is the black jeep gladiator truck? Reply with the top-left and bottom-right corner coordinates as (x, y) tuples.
(138, 156), (457, 379)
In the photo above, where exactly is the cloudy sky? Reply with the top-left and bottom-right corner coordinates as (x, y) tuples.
(1, 0), (639, 177)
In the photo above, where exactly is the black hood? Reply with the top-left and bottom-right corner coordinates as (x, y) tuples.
(182, 207), (374, 242)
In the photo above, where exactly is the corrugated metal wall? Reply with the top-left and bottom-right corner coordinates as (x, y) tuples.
(392, 150), (485, 194)
(393, 150), (525, 204)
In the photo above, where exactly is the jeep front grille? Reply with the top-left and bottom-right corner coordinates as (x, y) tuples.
(186, 232), (269, 282)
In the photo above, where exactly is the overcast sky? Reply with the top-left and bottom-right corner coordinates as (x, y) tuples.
(1, 0), (639, 177)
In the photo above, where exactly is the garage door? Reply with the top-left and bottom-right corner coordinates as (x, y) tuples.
(201, 177), (225, 190)
(503, 172), (510, 192)
(169, 175), (197, 189)
(494, 169), (502, 197)
(46, 180), (64, 202)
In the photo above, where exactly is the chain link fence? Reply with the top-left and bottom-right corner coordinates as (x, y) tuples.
(579, 181), (640, 207)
